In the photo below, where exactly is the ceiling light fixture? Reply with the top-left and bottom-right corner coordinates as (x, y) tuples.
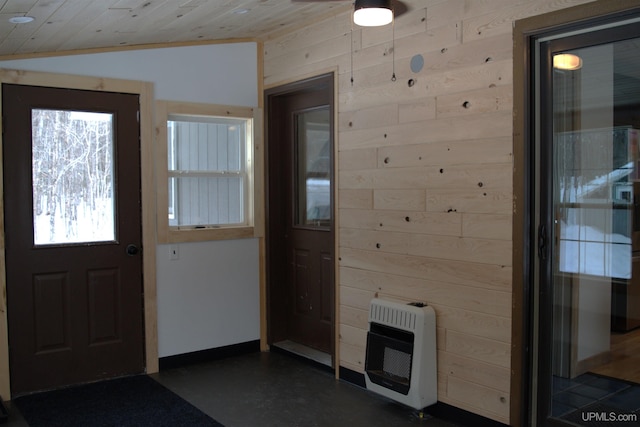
(353, 0), (393, 27)
(9, 16), (35, 24)
(553, 53), (583, 70)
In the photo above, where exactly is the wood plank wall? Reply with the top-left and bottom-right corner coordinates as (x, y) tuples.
(263, 0), (594, 423)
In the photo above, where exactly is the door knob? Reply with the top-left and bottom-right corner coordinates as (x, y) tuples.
(126, 244), (140, 256)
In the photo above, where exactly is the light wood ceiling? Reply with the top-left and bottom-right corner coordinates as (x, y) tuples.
(0, 0), (352, 58)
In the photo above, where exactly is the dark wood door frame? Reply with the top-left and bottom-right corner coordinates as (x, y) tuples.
(265, 72), (336, 365)
(513, 2), (640, 425)
(0, 71), (158, 400)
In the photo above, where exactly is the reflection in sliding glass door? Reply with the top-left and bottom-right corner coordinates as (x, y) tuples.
(535, 19), (640, 426)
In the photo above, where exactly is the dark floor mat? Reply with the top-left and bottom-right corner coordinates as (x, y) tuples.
(14, 375), (223, 427)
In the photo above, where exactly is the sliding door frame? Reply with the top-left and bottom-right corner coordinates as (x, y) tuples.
(512, 1), (640, 425)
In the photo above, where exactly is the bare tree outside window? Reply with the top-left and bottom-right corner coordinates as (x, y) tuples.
(32, 109), (115, 245)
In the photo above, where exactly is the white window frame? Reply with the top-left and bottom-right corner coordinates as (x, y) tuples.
(156, 100), (261, 243)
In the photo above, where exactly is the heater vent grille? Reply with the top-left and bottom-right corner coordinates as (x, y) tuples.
(365, 298), (437, 409)
(369, 301), (417, 332)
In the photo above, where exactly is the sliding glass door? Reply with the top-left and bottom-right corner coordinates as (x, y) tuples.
(535, 17), (640, 426)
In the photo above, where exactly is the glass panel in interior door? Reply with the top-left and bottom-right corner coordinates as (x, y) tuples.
(295, 107), (331, 227)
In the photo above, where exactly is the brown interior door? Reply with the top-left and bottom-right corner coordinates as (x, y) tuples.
(286, 103), (333, 353)
(267, 74), (334, 356)
(2, 84), (145, 395)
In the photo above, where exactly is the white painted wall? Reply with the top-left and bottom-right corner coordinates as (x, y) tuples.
(0, 43), (257, 106)
(157, 240), (260, 357)
(0, 42), (261, 358)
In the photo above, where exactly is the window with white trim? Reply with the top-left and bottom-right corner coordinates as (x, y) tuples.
(156, 101), (257, 242)
(168, 115), (248, 227)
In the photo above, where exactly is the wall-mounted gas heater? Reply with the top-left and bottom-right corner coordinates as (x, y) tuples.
(364, 298), (437, 410)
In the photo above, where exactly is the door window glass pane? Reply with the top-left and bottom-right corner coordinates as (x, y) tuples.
(32, 109), (115, 245)
(295, 107), (331, 227)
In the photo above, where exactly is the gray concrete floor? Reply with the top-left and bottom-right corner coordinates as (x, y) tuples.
(2, 350), (461, 427)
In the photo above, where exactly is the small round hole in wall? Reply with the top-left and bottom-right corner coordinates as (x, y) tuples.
(410, 54), (424, 73)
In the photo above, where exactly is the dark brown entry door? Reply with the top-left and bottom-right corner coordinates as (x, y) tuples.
(267, 74), (334, 356)
(3, 84), (144, 395)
